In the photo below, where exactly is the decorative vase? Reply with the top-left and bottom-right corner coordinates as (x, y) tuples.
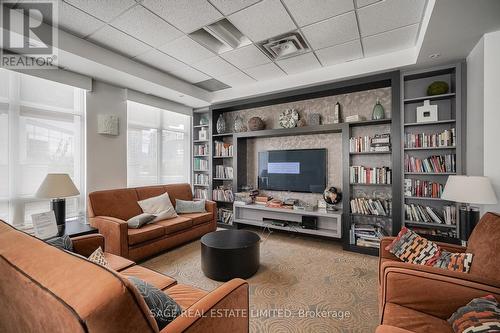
(234, 115), (246, 132)
(372, 99), (385, 120)
(248, 117), (265, 131)
(216, 114), (226, 134)
(199, 114), (209, 125)
(279, 108), (299, 128)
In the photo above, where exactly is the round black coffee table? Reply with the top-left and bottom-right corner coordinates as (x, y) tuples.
(201, 230), (260, 281)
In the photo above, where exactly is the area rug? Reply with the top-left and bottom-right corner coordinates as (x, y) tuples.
(142, 228), (379, 332)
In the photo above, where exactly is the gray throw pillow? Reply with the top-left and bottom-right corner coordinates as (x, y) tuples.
(127, 276), (182, 329)
(127, 213), (156, 228)
(175, 199), (206, 214)
(46, 234), (73, 252)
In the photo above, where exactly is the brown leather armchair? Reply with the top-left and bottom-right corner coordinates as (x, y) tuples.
(377, 212), (500, 333)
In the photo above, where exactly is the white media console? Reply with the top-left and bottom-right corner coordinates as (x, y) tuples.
(233, 204), (342, 239)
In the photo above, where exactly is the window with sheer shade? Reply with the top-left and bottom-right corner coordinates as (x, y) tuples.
(0, 69), (86, 226)
(127, 101), (191, 187)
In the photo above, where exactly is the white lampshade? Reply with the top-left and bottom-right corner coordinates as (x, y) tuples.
(442, 176), (497, 205)
(36, 174), (80, 199)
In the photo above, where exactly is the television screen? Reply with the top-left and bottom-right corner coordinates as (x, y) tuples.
(258, 149), (327, 193)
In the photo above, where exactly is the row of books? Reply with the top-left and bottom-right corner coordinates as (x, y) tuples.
(350, 224), (388, 248)
(411, 227), (457, 238)
(213, 187), (234, 202)
(350, 197), (391, 216)
(404, 179), (444, 198)
(215, 165), (233, 179)
(193, 173), (209, 186)
(405, 128), (455, 148)
(405, 203), (457, 225)
(217, 208), (233, 224)
(194, 144), (208, 156)
(349, 133), (391, 153)
(194, 188), (208, 200)
(214, 141), (233, 157)
(193, 158), (208, 171)
(404, 154), (456, 173)
(350, 166), (392, 184)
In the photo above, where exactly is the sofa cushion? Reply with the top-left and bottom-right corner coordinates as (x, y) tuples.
(164, 183), (193, 203)
(104, 252), (135, 271)
(180, 212), (212, 226)
(121, 265), (176, 290)
(164, 284), (208, 310)
(127, 213), (155, 229)
(138, 192), (177, 216)
(128, 224), (165, 245)
(156, 216), (193, 235)
(135, 185), (170, 202)
(89, 188), (142, 220)
(382, 302), (453, 333)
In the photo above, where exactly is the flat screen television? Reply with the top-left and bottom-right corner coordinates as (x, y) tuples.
(258, 149), (327, 193)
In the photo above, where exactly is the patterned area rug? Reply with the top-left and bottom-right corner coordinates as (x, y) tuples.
(142, 228), (379, 332)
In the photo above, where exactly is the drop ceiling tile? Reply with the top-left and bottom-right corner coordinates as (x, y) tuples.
(220, 44), (271, 69)
(315, 40), (363, 66)
(355, 0), (382, 8)
(357, 0), (426, 37)
(87, 25), (152, 58)
(217, 71), (256, 87)
(228, 0), (296, 42)
(169, 65), (212, 83)
(158, 36), (215, 64)
(362, 23), (419, 57)
(192, 57), (239, 78)
(142, 0), (223, 33)
(64, 0), (137, 22)
(276, 52), (321, 75)
(110, 6), (182, 47)
(301, 11), (359, 50)
(209, 0), (262, 15)
(242, 62), (286, 81)
(56, 2), (105, 38)
(282, 0), (354, 27)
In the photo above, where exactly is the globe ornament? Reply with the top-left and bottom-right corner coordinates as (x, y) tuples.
(427, 81), (449, 96)
(248, 117), (265, 131)
(323, 187), (342, 211)
(279, 108), (299, 128)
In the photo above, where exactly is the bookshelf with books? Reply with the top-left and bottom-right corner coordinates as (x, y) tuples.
(192, 108), (212, 200)
(401, 63), (463, 243)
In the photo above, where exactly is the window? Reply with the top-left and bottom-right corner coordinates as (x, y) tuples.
(127, 101), (191, 187)
(0, 69), (86, 227)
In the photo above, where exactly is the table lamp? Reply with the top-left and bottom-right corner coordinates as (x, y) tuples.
(36, 174), (80, 226)
(441, 176), (497, 240)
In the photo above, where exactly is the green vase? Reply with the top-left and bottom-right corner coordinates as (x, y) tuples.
(372, 99), (385, 120)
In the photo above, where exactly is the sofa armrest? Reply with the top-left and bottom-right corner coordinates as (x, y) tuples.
(71, 234), (105, 257)
(380, 261), (500, 320)
(375, 325), (414, 333)
(162, 279), (249, 333)
(205, 200), (217, 222)
(89, 216), (129, 258)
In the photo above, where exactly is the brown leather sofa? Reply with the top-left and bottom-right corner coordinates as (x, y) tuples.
(377, 212), (500, 333)
(88, 184), (216, 261)
(0, 220), (249, 333)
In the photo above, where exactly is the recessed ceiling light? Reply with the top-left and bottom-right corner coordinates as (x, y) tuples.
(429, 53), (441, 59)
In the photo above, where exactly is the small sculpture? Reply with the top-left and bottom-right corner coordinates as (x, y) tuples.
(216, 114), (226, 134)
(323, 187), (342, 211)
(234, 115), (247, 132)
(248, 117), (265, 131)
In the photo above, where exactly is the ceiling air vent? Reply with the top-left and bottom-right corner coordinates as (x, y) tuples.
(189, 19), (251, 54)
(194, 78), (231, 92)
(258, 31), (309, 60)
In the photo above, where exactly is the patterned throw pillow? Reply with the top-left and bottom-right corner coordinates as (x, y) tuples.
(127, 276), (182, 330)
(432, 250), (474, 273)
(386, 227), (440, 265)
(448, 295), (500, 333)
(88, 247), (110, 268)
(46, 234), (73, 252)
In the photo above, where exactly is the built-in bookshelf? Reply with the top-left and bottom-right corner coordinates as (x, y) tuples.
(400, 63), (463, 242)
(192, 108), (211, 200)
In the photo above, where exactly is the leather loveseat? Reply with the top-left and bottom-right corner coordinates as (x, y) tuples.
(88, 184), (216, 261)
(0, 220), (249, 333)
(377, 212), (500, 333)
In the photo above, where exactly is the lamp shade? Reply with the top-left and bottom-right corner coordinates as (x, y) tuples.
(36, 174), (80, 199)
(441, 176), (497, 205)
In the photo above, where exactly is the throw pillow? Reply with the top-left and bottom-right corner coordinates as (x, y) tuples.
(88, 247), (110, 268)
(385, 227), (440, 265)
(127, 276), (182, 330)
(138, 192), (177, 216)
(448, 295), (500, 333)
(46, 234), (73, 252)
(432, 250), (474, 273)
(127, 213), (156, 228)
(175, 199), (206, 214)
(152, 208), (177, 222)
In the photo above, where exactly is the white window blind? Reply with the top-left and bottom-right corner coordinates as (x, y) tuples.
(0, 69), (86, 226)
(127, 101), (191, 187)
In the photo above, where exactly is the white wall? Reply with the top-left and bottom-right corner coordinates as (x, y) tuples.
(466, 30), (500, 214)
